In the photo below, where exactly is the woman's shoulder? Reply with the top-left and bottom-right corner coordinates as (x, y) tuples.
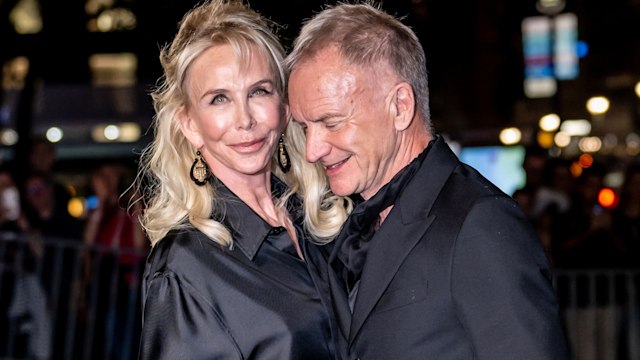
(146, 229), (221, 276)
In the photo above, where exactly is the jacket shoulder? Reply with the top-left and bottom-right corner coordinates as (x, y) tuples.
(145, 229), (220, 280)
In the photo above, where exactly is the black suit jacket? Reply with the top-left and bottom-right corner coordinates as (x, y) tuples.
(304, 137), (569, 360)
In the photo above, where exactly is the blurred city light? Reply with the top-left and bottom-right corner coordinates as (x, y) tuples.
(522, 16), (557, 98)
(586, 96), (610, 115)
(570, 161), (583, 177)
(91, 123), (140, 142)
(499, 127), (521, 145)
(576, 41), (589, 58)
(89, 53), (137, 86)
(554, 131), (571, 148)
(94, 8), (136, 32)
(537, 131), (554, 148)
(118, 122), (141, 142)
(68, 197), (85, 218)
(104, 124), (120, 140)
(626, 133), (640, 155)
(560, 119), (591, 136)
(9, 0), (42, 34)
(578, 136), (602, 153)
(539, 113), (561, 132)
(46, 127), (63, 143)
(553, 13), (579, 80)
(597, 188), (618, 208)
(635, 81), (640, 98)
(524, 78), (557, 98)
(578, 153), (594, 168)
(0, 129), (19, 146)
(536, 0), (565, 14)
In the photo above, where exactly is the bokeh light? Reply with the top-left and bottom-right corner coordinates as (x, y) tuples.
(597, 188), (618, 208)
(499, 127), (521, 145)
(46, 127), (63, 143)
(539, 113), (561, 132)
(586, 96), (610, 115)
(578, 153), (593, 168)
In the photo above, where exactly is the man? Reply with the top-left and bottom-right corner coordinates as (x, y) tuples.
(286, 3), (569, 359)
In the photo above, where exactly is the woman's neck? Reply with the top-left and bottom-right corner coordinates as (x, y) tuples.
(215, 170), (282, 227)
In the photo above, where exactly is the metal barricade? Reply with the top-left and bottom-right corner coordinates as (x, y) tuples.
(554, 269), (640, 360)
(1, 232), (639, 359)
(0, 232), (147, 360)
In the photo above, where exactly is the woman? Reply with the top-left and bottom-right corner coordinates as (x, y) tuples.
(135, 0), (350, 358)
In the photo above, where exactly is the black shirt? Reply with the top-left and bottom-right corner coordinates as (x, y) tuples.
(139, 177), (336, 359)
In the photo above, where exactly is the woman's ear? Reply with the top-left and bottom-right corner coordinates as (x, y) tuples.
(177, 106), (203, 148)
(389, 82), (416, 132)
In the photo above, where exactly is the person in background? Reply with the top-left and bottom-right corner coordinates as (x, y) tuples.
(286, 2), (569, 359)
(551, 163), (623, 360)
(81, 163), (146, 359)
(135, 0), (349, 358)
(0, 164), (26, 233)
(612, 160), (640, 358)
(612, 161), (640, 267)
(20, 170), (84, 359)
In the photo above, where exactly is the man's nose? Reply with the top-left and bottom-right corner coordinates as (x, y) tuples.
(305, 128), (330, 163)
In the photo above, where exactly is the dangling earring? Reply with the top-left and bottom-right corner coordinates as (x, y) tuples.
(190, 149), (211, 186)
(277, 133), (291, 173)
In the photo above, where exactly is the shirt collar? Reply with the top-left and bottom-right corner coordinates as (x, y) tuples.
(211, 175), (300, 260)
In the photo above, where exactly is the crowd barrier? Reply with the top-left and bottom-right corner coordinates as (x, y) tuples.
(0, 232), (146, 360)
(1, 233), (638, 359)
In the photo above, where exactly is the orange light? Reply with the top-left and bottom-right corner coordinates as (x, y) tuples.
(570, 161), (583, 178)
(598, 188), (618, 208)
(578, 153), (593, 168)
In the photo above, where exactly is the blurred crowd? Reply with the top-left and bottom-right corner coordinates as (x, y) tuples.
(0, 137), (147, 359)
(513, 147), (640, 270)
(0, 139), (639, 359)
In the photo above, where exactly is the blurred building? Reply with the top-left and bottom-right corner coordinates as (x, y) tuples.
(1, 0), (639, 174)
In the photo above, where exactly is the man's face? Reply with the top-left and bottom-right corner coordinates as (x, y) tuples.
(288, 46), (399, 200)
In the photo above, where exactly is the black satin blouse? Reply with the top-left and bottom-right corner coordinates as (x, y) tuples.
(138, 177), (336, 359)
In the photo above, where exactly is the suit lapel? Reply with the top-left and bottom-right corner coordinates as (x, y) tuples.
(348, 137), (460, 343)
(349, 213), (435, 341)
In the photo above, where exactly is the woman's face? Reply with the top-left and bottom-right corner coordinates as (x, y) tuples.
(179, 43), (287, 182)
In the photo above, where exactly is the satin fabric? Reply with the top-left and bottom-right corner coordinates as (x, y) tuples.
(334, 141), (432, 293)
(138, 177), (336, 359)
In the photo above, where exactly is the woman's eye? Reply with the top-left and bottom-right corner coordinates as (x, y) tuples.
(211, 94), (227, 104)
(250, 87), (271, 97)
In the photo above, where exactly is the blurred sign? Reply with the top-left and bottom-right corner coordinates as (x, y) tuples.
(522, 16), (556, 98)
(522, 13), (579, 98)
(554, 13), (579, 80)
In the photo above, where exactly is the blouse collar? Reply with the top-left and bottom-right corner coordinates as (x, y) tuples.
(211, 175), (301, 260)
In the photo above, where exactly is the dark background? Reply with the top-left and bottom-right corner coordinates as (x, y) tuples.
(1, 0), (639, 175)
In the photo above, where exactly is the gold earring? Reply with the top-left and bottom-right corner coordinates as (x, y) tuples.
(277, 133), (291, 173)
(190, 149), (211, 186)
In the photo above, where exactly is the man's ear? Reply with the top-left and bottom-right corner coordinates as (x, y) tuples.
(389, 82), (416, 132)
(177, 106), (203, 148)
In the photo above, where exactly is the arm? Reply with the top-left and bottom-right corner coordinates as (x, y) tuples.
(451, 196), (569, 360)
(139, 270), (242, 360)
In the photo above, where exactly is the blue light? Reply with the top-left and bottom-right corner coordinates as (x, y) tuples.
(86, 195), (99, 210)
(576, 41), (589, 58)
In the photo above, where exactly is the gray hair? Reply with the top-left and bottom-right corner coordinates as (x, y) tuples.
(286, 1), (432, 130)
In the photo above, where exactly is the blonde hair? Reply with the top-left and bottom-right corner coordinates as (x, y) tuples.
(285, 1), (432, 132)
(134, 0), (350, 247)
